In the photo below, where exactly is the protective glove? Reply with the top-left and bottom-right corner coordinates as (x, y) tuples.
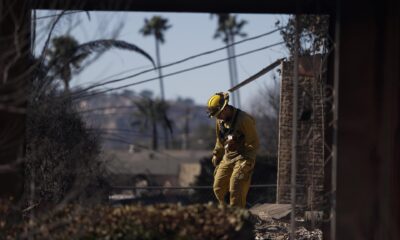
(211, 155), (221, 167)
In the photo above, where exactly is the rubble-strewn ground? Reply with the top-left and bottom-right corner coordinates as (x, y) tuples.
(250, 204), (323, 240)
(253, 218), (322, 240)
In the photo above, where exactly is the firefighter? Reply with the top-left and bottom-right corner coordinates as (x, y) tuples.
(207, 92), (259, 208)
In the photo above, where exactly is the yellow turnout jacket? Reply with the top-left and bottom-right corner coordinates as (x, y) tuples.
(212, 107), (259, 162)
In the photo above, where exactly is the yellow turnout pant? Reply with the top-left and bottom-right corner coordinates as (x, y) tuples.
(213, 157), (255, 208)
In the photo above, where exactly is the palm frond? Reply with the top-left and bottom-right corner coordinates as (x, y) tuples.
(85, 11), (91, 21)
(140, 16), (171, 44)
(73, 39), (156, 68)
(213, 13), (247, 44)
(133, 100), (149, 115)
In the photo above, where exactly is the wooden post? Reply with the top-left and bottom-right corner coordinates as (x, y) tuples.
(0, 0), (31, 198)
(336, 0), (400, 239)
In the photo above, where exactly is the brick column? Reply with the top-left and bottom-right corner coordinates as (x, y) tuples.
(277, 56), (325, 210)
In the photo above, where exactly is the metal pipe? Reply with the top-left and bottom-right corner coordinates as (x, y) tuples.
(228, 58), (284, 92)
(290, 14), (300, 240)
(111, 184), (303, 190)
(331, 2), (341, 239)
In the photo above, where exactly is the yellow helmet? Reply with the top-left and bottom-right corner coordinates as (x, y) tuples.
(207, 92), (229, 118)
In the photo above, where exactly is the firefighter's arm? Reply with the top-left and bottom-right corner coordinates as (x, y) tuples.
(240, 115), (260, 160)
(212, 121), (224, 166)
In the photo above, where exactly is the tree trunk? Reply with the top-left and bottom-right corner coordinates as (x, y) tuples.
(155, 38), (169, 149)
(151, 117), (158, 150)
(63, 77), (70, 96)
(155, 39), (165, 100)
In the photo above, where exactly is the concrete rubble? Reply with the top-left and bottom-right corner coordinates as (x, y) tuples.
(250, 204), (323, 240)
(254, 220), (322, 240)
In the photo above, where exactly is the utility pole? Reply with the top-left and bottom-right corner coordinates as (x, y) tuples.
(290, 14), (300, 240)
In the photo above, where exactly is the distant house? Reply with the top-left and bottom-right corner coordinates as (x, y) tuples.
(104, 149), (209, 187)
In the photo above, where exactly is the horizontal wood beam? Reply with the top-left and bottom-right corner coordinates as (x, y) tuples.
(30, 0), (333, 14)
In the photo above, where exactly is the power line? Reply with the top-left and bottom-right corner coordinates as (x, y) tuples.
(77, 105), (137, 113)
(75, 90), (162, 114)
(75, 41), (284, 99)
(101, 136), (182, 161)
(99, 130), (168, 146)
(92, 129), (156, 138)
(80, 64), (153, 88)
(100, 137), (133, 145)
(72, 41), (285, 100)
(99, 133), (162, 146)
(111, 184), (281, 190)
(70, 27), (285, 97)
(93, 128), (145, 134)
(34, 10), (86, 20)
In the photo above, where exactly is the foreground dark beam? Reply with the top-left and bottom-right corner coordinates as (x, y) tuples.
(336, 0), (400, 239)
(0, 0), (31, 198)
(30, 0), (333, 14)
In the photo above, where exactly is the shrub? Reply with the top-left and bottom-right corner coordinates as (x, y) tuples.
(6, 203), (254, 240)
(23, 94), (108, 207)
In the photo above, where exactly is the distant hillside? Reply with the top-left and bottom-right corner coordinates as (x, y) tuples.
(75, 90), (215, 150)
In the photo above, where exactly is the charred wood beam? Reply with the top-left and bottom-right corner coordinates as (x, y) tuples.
(29, 0), (334, 14)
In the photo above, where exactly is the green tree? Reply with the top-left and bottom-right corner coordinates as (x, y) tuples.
(212, 13), (247, 108)
(46, 36), (80, 94)
(131, 92), (173, 150)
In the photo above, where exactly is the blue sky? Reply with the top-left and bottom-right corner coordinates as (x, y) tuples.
(34, 11), (289, 111)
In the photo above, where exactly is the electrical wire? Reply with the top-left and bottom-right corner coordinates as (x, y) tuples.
(100, 135), (182, 161)
(79, 64), (154, 88)
(69, 27), (285, 97)
(34, 10), (86, 20)
(77, 105), (138, 113)
(72, 41), (285, 100)
(90, 127), (145, 133)
(91, 128), (155, 138)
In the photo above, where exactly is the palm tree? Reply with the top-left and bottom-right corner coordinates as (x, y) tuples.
(46, 36), (80, 94)
(131, 92), (173, 150)
(213, 13), (247, 108)
(139, 16), (172, 148)
(139, 15), (171, 101)
(45, 35), (155, 94)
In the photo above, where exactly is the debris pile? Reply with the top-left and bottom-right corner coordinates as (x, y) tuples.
(250, 204), (323, 240)
(254, 219), (322, 240)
